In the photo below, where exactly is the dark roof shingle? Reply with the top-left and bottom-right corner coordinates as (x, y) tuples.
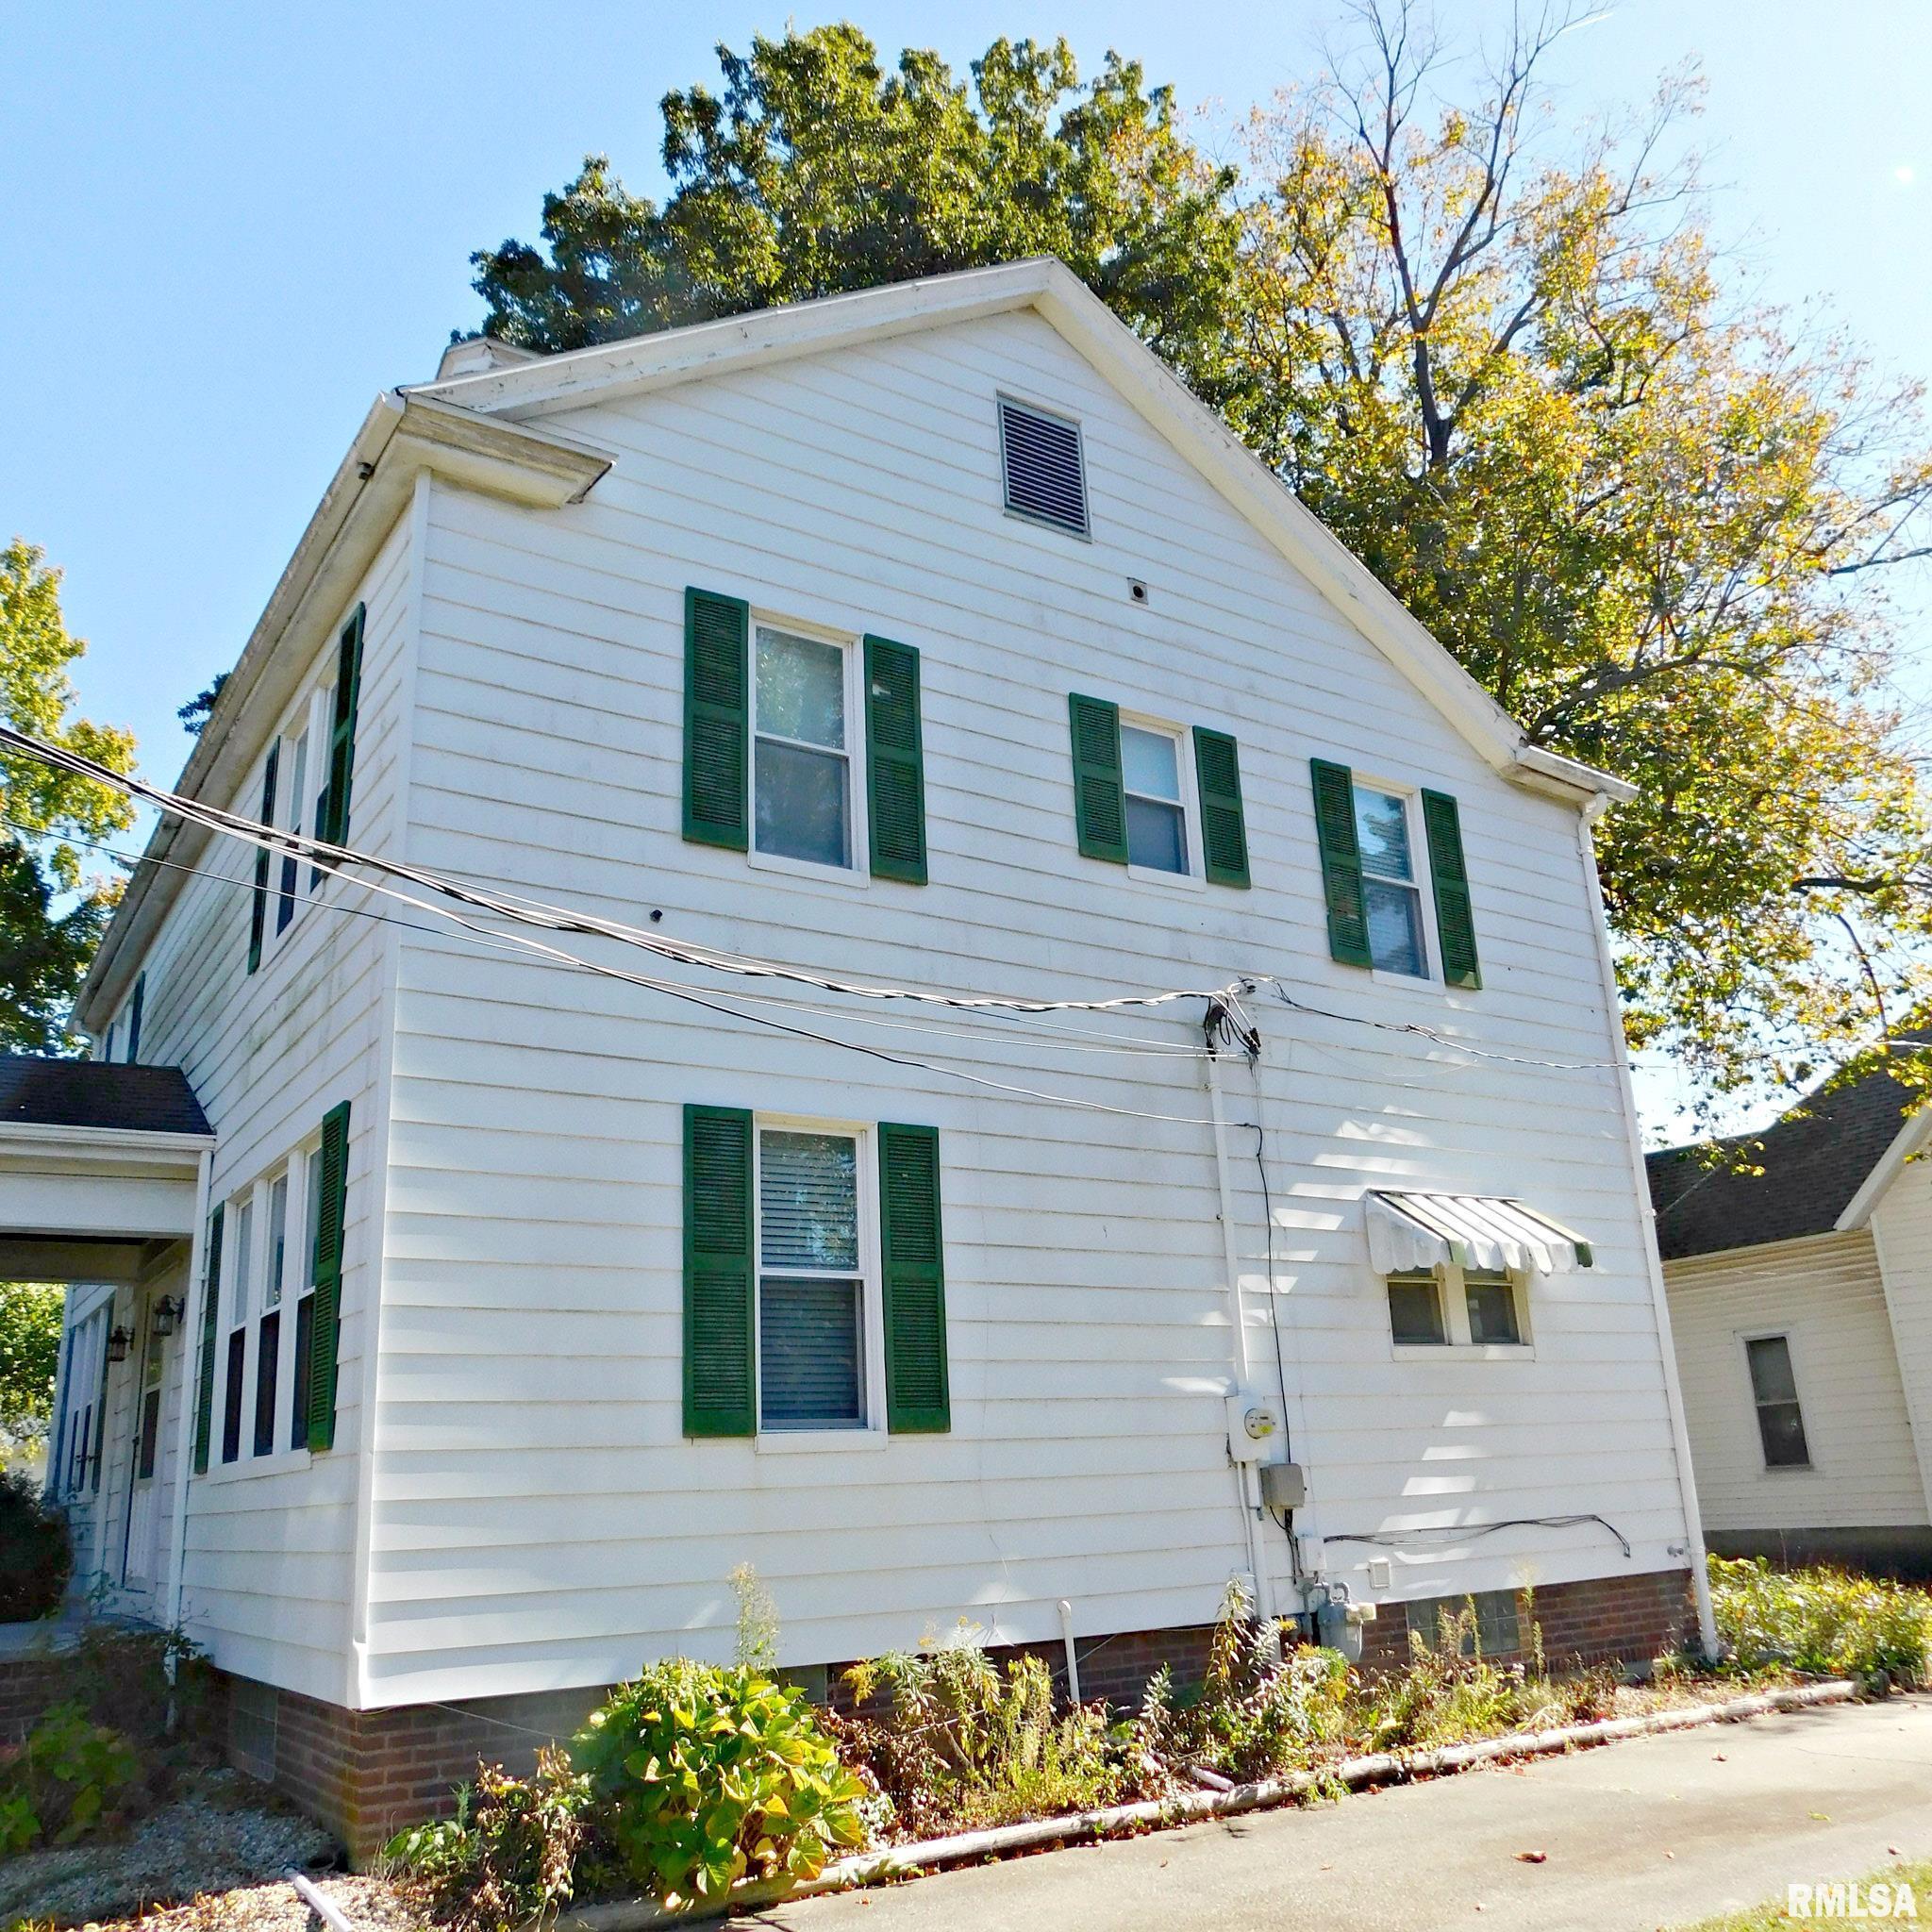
(0, 1056), (210, 1138)
(1645, 1051), (1924, 1260)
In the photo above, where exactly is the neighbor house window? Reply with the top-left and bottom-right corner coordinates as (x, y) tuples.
(1746, 1334), (1811, 1469)
(1122, 724), (1190, 874)
(1354, 782), (1428, 977)
(1387, 1272), (1447, 1345)
(757, 1126), (869, 1430)
(1463, 1270), (1523, 1345)
(753, 625), (855, 872)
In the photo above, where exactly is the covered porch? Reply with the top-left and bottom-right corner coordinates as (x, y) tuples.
(2, 1056), (213, 1622)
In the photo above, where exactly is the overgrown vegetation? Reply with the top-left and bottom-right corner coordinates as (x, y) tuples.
(0, 1624), (215, 1857)
(1708, 1555), (1932, 1684)
(392, 1557), (1920, 1926)
(0, 1466), (71, 1620)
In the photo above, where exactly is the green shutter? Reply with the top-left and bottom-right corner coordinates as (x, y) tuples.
(1068, 693), (1127, 864)
(247, 745), (277, 974)
(1311, 758), (1373, 967)
(192, 1204), (225, 1475)
(878, 1123), (950, 1434)
(1193, 727), (1251, 888)
(683, 1104), (755, 1436)
(1422, 790), (1482, 989)
(319, 604), (365, 847)
(307, 1101), (351, 1453)
(683, 589), (750, 849)
(864, 635), (927, 884)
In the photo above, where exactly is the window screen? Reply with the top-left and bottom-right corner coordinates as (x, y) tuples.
(758, 1130), (865, 1429)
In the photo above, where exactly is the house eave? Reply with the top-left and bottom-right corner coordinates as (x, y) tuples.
(75, 399), (611, 1031)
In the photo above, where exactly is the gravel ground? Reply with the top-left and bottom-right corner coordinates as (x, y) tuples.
(80, 1874), (430, 1932)
(0, 1771), (343, 1928)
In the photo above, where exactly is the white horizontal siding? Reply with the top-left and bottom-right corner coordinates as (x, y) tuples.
(358, 308), (1689, 1707)
(87, 510), (415, 1703)
(1662, 1231), (1928, 1533)
(1867, 1163), (1932, 1519)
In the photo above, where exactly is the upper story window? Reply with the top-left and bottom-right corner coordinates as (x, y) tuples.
(683, 589), (927, 887)
(248, 603), (360, 976)
(998, 396), (1090, 538)
(1121, 724), (1189, 874)
(1353, 784), (1428, 977)
(1311, 759), (1481, 989)
(124, 971), (145, 1063)
(753, 625), (858, 874)
(1068, 694), (1250, 889)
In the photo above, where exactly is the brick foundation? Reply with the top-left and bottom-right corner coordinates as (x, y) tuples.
(225, 1567), (1694, 1865)
(1356, 1567), (1694, 1677)
(0, 1653), (72, 1744)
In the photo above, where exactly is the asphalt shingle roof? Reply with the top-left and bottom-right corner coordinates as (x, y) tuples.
(1645, 1051), (1924, 1261)
(0, 1056), (210, 1138)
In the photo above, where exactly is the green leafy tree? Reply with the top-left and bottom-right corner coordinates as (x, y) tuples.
(468, 19), (1932, 1118)
(0, 1281), (62, 1456)
(0, 540), (135, 1054)
(471, 27), (1242, 372)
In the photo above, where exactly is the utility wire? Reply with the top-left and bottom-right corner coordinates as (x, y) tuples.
(2, 724), (1259, 1019)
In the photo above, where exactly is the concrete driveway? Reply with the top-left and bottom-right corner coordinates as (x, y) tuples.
(754, 1696), (1932, 1932)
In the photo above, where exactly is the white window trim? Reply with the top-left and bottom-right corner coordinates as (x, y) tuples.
(1737, 1326), (1816, 1475)
(751, 1113), (885, 1441)
(1350, 771), (1447, 989)
(207, 1144), (317, 1484)
(262, 685), (334, 962)
(746, 612), (871, 890)
(1121, 709), (1205, 890)
(1388, 1261), (1534, 1359)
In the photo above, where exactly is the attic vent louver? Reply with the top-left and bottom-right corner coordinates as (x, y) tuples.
(998, 397), (1090, 537)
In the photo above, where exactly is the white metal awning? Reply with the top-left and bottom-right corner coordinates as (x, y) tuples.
(1365, 1191), (1594, 1275)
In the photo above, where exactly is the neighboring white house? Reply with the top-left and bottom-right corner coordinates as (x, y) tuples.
(25, 258), (1711, 1855)
(1649, 1056), (1932, 1576)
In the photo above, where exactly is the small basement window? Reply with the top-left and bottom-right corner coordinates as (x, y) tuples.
(998, 397), (1090, 537)
(1406, 1589), (1521, 1657)
(1745, 1333), (1811, 1469)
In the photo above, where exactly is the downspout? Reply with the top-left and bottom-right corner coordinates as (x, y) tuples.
(1205, 1035), (1275, 1625)
(164, 1147), (213, 1629)
(1574, 797), (1719, 1657)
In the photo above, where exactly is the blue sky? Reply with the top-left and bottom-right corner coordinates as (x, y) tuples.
(5, 1), (1929, 1130)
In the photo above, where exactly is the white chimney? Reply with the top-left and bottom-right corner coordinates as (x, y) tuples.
(433, 336), (542, 383)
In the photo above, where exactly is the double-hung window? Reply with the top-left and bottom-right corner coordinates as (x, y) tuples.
(254, 1171), (290, 1456)
(1121, 724), (1190, 875)
(1353, 783), (1428, 977)
(1745, 1334), (1811, 1469)
(222, 1196), (254, 1465)
(753, 625), (858, 874)
(277, 727), (310, 934)
(757, 1126), (871, 1430)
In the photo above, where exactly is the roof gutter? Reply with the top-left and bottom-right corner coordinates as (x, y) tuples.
(76, 396), (610, 1030)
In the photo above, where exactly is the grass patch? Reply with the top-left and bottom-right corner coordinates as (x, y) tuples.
(1674, 1857), (1930, 1929)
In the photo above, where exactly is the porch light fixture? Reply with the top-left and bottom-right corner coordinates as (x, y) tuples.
(151, 1296), (183, 1338)
(107, 1326), (133, 1363)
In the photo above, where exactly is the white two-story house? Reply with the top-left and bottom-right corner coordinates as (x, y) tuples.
(21, 258), (1711, 1857)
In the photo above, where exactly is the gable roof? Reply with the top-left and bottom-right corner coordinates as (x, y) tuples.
(1646, 1044), (1929, 1260)
(0, 1056), (211, 1139)
(415, 258), (1632, 817)
(78, 258), (1629, 1029)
